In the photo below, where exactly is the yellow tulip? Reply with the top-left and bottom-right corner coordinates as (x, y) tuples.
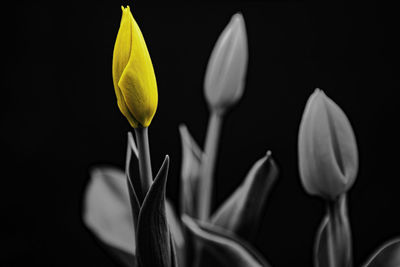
(112, 6), (158, 128)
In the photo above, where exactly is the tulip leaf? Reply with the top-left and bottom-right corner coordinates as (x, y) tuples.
(166, 199), (186, 267)
(126, 132), (141, 229)
(179, 124), (203, 218)
(182, 215), (271, 267)
(126, 132), (144, 202)
(102, 242), (137, 267)
(83, 167), (136, 262)
(314, 195), (352, 267)
(136, 156), (177, 267)
(211, 151), (278, 242)
(362, 238), (400, 267)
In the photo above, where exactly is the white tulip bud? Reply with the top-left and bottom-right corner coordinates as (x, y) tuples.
(204, 13), (248, 113)
(298, 89), (358, 200)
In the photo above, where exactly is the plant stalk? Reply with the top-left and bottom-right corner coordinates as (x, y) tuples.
(327, 200), (338, 267)
(198, 111), (223, 221)
(326, 195), (353, 267)
(134, 127), (153, 194)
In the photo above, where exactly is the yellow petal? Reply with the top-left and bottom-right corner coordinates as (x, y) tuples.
(112, 6), (139, 127)
(118, 7), (158, 127)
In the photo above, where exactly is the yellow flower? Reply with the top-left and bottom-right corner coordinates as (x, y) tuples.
(112, 6), (158, 128)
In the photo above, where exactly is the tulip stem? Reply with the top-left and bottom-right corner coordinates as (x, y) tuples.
(326, 201), (338, 267)
(134, 127), (153, 194)
(326, 195), (353, 267)
(198, 111), (223, 221)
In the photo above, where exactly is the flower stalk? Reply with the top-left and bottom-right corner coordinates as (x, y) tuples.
(198, 111), (223, 221)
(134, 127), (153, 194)
(327, 200), (339, 267)
(197, 13), (248, 222)
(325, 195), (353, 267)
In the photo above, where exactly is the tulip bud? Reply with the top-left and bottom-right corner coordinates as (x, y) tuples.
(112, 6), (158, 128)
(204, 13), (248, 112)
(298, 89), (358, 200)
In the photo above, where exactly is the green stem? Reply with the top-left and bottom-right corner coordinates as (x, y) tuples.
(134, 127), (153, 194)
(198, 111), (223, 221)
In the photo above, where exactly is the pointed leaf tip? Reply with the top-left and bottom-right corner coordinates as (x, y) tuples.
(127, 131), (139, 158)
(179, 124), (202, 160)
(179, 125), (203, 218)
(211, 152), (278, 242)
(136, 155), (177, 267)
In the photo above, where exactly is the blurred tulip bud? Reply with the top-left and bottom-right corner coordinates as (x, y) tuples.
(204, 13), (248, 113)
(112, 6), (158, 128)
(363, 238), (400, 267)
(298, 89), (358, 200)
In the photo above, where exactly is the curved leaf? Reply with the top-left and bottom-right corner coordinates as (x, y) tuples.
(126, 132), (141, 229)
(211, 151), (278, 242)
(182, 215), (271, 267)
(102, 242), (137, 267)
(127, 131), (139, 157)
(362, 238), (400, 267)
(83, 167), (136, 260)
(179, 124), (203, 218)
(166, 199), (186, 267)
(136, 156), (177, 267)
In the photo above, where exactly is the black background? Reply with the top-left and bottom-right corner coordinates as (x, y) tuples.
(2, 1), (400, 266)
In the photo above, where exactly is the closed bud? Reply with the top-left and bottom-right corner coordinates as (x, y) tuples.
(298, 89), (358, 200)
(204, 13), (248, 113)
(112, 6), (158, 128)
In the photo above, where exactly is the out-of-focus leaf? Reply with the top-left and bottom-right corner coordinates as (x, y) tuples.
(211, 151), (278, 242)
(136, 156), (177, 267)
(314, 194), (352, 267)
(362, 238), (400, 267)
(102, 242), (137, 267)
(83, 167), (136, 258)
(179, 124), (203, 218)
(166, 199), (186, 267)
(182, 215), (271, 267)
